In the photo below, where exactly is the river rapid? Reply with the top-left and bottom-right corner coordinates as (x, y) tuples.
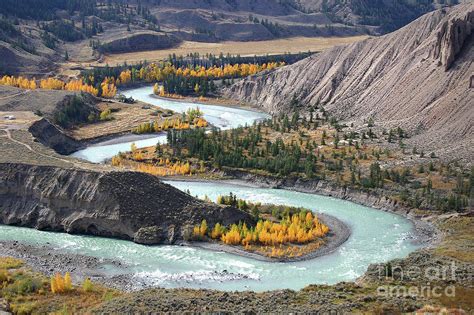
(0, 86), (422, 291)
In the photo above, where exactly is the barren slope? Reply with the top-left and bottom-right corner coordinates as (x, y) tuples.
(226, 4), (474, 160)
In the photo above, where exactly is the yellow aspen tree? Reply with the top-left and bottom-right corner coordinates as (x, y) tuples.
(64, 272), (72, 291)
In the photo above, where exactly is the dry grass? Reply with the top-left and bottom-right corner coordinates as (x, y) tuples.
(432, 286), (474, 312)
(0, 257), (121, 314)
(101, 36), (369, 66)
(435, 216), (474, 263)
(0, 111), (40, 130)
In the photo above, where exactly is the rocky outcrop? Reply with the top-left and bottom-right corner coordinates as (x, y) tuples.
(225, 4), (474, 160)
(429, 7), (473, 70)
(28, 118), (83, 155)
(99, 32), (180, 54)
(0, 163), (253, 245)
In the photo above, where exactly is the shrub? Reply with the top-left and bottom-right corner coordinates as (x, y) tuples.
(10, 302), (36, 315)
(0, 269), (8, 283)
(0, 257), (23, 269)
(8, 277), (42, 295)
(82, 278), (94, 292)
(18, 278), (41, 294)
(99, 108), (112, 121)
(102, 291), (115, 302)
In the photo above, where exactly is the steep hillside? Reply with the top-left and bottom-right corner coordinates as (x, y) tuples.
(299, 0), (459, 33)
(225, 4), (474, 160)
(153, 0), (458, 41)
(152, 0), (365, 41)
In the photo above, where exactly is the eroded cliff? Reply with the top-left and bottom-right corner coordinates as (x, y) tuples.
(0, 163), (253, 244)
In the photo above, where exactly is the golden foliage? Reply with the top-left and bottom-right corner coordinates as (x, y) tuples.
(192, 219), (208, 239)
(40, 77), (65, 90)
(194, 117), (208, 128)
(133, 115), (207, 134)
(100, 77), (117, 98)
(99, 108), (112, 121)
(218, 211), (329, 247)
(0, 257), (24, 269)
(0, 75), (37, 89)
(152, 83), (183, 98)
(113, 155), (193, 176)
(211, 223), (225, 239)
(82, 278), (94, 292)
(50, 272), (72, 294)
(64, 79), (99, 96)
(118, 69), (132, 85)
(123, 62), (284, 87)
(1, 75), (100, 96)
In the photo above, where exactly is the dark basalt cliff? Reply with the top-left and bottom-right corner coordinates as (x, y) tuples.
(0, 163), (253, 244)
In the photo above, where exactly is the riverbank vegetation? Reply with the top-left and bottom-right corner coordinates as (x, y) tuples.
(1, 57), (284, 100)
(82, 51), (303, 87)
(84, 59), (284, 98)
(0, 256), (119, 314)
(113, 103), (472, 214)
(189, 194), (330, 259)
(0, 75), (116, 98)
(132, 107), (207, 134)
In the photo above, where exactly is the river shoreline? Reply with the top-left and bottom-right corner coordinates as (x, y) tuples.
(0, 173), (435, 292)
(163, 174), (440, 248)
(149, 92), (267, 115)
(0, 240), (137, 291)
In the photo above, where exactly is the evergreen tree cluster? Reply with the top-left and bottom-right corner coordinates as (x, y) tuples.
(1, 0), (160, 45)
(162, 75), (217, 97)
(159, 107), (472, 213)
(167, 121), (312, 177)
(53, 94), (96, 128)
(167, 52), (311, 69)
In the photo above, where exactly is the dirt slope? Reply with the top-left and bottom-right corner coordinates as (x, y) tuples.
(225, 4), (474, 160)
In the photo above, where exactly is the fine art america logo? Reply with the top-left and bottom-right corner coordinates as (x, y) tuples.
(376, 261), (457, 298)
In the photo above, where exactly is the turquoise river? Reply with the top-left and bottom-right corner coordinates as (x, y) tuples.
(0, 86), (422, 291)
